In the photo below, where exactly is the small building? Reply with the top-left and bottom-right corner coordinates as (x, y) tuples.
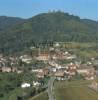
(77, 65), (95, 80)
(50, 68), (57, 73)
(2, 67), (12, 72)
(88, 81), (98, 91)
(36, 53), (50, 61)
(20, 55), (32, 64)
(69, 69), (76, 76)
(85, 74), (95, 80)
(65, 63), (77, 77)
(32, 69), (43, 73)
(33, 81), (41, 87)
(0, 67), (18, 73)
(77, 65), (95, 75)
(36, 72), (45, 79)
(66, 55), (76, 60)
(11, 67), (17, 72)
(21, 83), (31, 88)
(55, 71), (65, 80)
(17, 70), (23, 74)
(43, 68), (49, 76)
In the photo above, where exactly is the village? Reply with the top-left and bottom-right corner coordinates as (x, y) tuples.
(0, 42), (98, 99)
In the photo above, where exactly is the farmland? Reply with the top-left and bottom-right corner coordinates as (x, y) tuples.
(54, 80), (98, 100)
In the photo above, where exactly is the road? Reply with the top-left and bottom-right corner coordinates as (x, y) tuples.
(47, 77), (56, 100)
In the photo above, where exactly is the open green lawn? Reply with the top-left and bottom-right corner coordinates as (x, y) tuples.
(54, 80), (98, 100)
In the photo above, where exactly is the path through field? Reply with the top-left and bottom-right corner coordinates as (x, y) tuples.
(47, 77), (56, 100)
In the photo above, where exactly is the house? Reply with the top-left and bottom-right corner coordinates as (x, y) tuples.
(54, 42), (60, 47)
(33, 81), (41, 87)
(77, 65), (95, 75)
(32, 69), (43, 73)
(2, 67), (12, 72)
(35, 68), (49, 78)
(36, 72), (45, 78)
(65, 63), (77, 77)
(85, 74), (95, 80)
(54, 71), (65, 80)
(52, 54), (58, 60)
(50, 68), (57, 73)
(11, 67), (17, 72)
(36, 53), (50, 61)
(21, 83), (31, 88)
(43, 68), (49, 76)
(0, 66), (18, 73)
(68, 63), (77, 70)
(17, 70), (23, 74)
(52, 52), (65, 60)
(65, 55), (76, 60)
(88, 81), (98, 91)
(69, 69), (76, 76)
(20, 55), (32, 64)
(77, 64), (95, 80)
(48, 61), (57, 67)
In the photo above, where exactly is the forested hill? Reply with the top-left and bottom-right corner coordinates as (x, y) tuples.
(0, 11), (98, 53)
(0, 16), (25, 32)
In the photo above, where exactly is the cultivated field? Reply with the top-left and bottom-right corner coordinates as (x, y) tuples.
(54, 80), (98, 100)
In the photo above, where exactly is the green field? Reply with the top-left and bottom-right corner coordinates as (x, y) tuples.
(54, 80), (98, 100)
(30, 91), (48, 100)
(65, 42), (98, 58)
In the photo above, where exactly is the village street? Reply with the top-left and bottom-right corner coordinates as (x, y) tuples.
(47, 77), (56, 100)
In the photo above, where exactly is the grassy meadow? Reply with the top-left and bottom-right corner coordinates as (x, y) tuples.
(30, 91), (48, 100)
(60, 42), (98, 61)
(54, 80), (98, 100)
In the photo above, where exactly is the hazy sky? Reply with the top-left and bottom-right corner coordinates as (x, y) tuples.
(0, 0), (98, 20)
